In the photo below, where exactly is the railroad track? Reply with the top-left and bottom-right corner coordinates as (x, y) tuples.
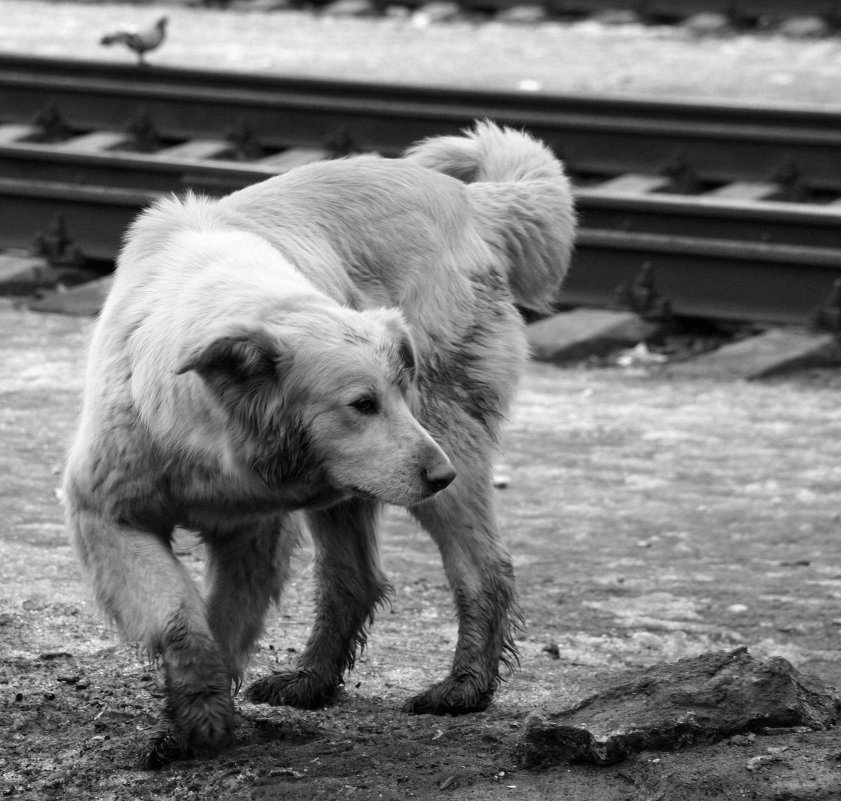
(2, 53), (841, 328)
(482, 0), (840, 24)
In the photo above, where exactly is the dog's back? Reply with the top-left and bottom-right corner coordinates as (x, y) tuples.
(220, 122), (575, 347)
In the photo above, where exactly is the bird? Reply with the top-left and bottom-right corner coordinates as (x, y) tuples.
(100, 17), (168, 66)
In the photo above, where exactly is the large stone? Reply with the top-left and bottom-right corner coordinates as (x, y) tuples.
(495, 5), (547, 24)
(682, 12), (732, 37)
(0, 254), (48, 294)
(521, 647), (841, 768)
(0, 254), (100, 297)
(28, 275), (113, 317)
(411, 1), (461, 25)
(321, 0), (376, 17)
(668, 329), (841, 380)
(527, 309), (661, 363)
(777, 16), (831, 40)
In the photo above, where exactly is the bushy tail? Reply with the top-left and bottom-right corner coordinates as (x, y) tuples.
(404, 120), (576, 313)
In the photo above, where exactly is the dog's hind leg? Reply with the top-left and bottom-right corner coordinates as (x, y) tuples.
(246, 498), (389, 708)
(404, 418), (520, 715)
(203, 514), (299, 687)
(67, 507), (234, 767)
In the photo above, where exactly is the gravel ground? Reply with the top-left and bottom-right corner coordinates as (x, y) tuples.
(3, 0), (841, 104)
(3, 4), (841, 799)
(2, 299), (841, 799)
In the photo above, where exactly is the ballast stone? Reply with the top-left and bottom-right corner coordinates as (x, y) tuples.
(527, 309), (662, 364)
(668, 328), (841, 380)
(521, 647), (841, 768)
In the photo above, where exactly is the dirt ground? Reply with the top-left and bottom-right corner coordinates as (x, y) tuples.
(2, 298), (841, 799)
(3, 2), (841, 798)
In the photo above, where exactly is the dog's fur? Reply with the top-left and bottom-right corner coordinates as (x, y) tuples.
(63, 121), (576, 766)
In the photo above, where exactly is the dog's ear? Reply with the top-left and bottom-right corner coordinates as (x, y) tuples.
(175, 326), (282, 384)
(382, 312), (416, 383)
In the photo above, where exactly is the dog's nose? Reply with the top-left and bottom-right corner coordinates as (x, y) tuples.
(425, 463), (456, 493)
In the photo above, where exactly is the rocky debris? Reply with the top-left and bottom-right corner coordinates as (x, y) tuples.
(410, 0), (462, 25)
(27, 275), (113, 316)
(526, 309), (662, 364)
(0, 253), (98, 297)
(524, 307), (841, 378)
(320, 0), (376, 17)
(495, 4), (547, 25)
(521, 647), (841, 768)
(667, 328), (841, 380)
(774, 16), (832, 39)
(682, 12), (732, 37)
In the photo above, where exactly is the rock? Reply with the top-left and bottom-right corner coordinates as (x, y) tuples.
(495, 5), (547, 25)
(321, 0), (376, 17)
(667, 328), (841, 380)
(229, 0), (293, 11)
(0, 254), (48, 294)
(593, 10), (640, 26)
(28, 275), (113, 317)
(411, 1), (461, 26)
(682, 12), (732, 37)
(383, 4), (410, 19)
(0, 254), (98, 296)
(526, 309), (662, 363)
(521, 647), (841, 767)
(776, 16), (831, 39)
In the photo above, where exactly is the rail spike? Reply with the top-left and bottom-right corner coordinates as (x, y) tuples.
(225, 119), (263, 161)
(661, 148), (699, 195)
(33, 213), (85, 268)
(774, 158), (808, 203)
(126, 109), (161, 153)
(614, 262), (672, 321)
(812, 278), (841, 334)
(325, 126), (358, 158)
(32, 101), (72, 143)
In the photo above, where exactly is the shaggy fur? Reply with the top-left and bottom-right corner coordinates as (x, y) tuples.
(63, 121), (576, 766)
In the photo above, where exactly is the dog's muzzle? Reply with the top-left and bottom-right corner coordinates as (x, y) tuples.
(424, 462), (456, 494)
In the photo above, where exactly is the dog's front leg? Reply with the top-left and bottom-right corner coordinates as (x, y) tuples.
(203, 514), (300, 683)
(67, 507), (234, 767)
(407, 467), (521, 715)
(246, 498), (390, 708)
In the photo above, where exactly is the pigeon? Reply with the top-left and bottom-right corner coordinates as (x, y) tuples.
(100, 17), (168, 65)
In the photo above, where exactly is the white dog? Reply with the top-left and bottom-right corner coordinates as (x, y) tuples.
(63, 121), (576, 766)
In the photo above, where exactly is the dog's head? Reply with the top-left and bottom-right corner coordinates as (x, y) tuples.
(176, 305), (455, 509)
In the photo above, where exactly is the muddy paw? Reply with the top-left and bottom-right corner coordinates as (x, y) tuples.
(245, 669), (341, 709)
(137, 720), (188, 770)
(172, 687), (235, 755)
(402, 677), (496, 715)
(136, 688), (235, 769)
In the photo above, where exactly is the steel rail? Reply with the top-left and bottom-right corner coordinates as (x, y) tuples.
(574, 230), (841, 325)
(3, 55), (841, 326)
(534, 0), (839, 20)
(4, 54), (841, 191)
(3, 174), (840, 325)
(4, 139), (841, 251)
(0, 178), (155, 261)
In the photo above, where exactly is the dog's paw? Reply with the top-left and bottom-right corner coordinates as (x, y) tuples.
(137, 720), (188, 770)
(172, 686), (236, 754)
(402, 677), (496, 716)
(137, 691), (235, 769)
(245, 669), (341, 709)
(137, 686), (235, 768)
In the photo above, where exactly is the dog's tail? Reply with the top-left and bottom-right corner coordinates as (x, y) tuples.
(404, 120), (576, 313)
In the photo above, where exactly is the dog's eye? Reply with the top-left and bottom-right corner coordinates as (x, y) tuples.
(350, 396), (379, 415)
